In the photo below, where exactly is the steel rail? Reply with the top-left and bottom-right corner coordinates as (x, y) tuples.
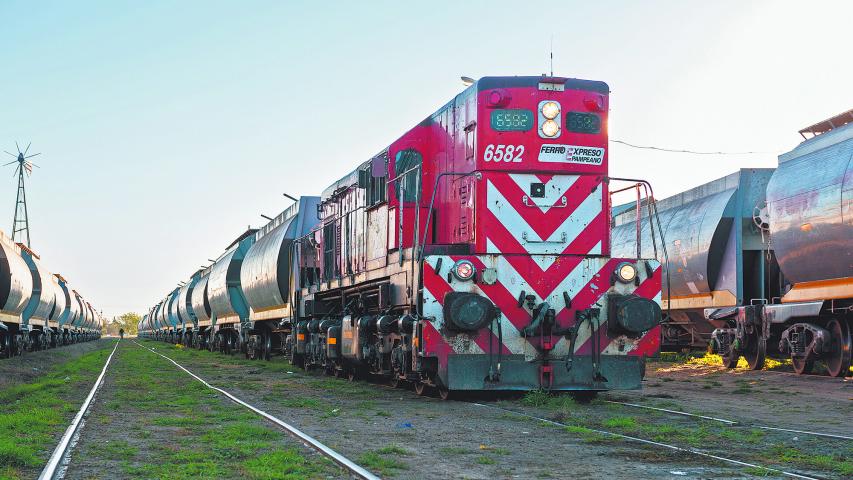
(471, 402), (820, 480)
(38, 339), (121, 480)
(133, 341), (380, 480)
(604, 400), (853, 441)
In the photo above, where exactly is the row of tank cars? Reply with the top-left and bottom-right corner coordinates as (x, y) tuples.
(138, 197), (318, 360)
(612, 108), (853, 377)
(0, 230), (103, 357)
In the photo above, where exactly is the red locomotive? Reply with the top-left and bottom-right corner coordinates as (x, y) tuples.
(142, 75), (663, 399)
(290, 76), (662, 398)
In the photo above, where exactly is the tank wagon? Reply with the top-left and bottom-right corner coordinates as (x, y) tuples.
(613, 109), (853, 377)
(0, 230), (101, 357)
(708, 110), (853, 377)
(612, 169), (778, 352)
(143, 75), (664, 397)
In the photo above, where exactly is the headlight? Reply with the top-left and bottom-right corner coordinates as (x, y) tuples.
(615, 262), (637, 283)
(443, 292), (496, 331)
(541, 101), (560, 119)
(541, 120), (560, 137)
(452, 260), (476, 281)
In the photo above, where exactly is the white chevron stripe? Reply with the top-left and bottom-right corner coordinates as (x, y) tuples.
(488, 239), (604, 318)
(486, 179), (603, 255)
(508, 173), (579, 213)
(422, 253), (661, 358)
(486, 240), (606, 356)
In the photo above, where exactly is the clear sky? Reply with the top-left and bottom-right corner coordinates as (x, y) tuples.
(2, 0), (851, 318)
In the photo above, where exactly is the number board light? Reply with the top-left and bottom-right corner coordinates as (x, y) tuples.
(538, 82), (565, 91)
(567, 112), (601, 134)
(490, 109), (533, 131)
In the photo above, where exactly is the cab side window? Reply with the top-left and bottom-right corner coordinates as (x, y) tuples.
(393, 149), (422, 203)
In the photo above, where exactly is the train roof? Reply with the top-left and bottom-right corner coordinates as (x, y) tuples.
(798, 108), (853, 139)
(613, 168), (775, 226)
(318, 76), (610, 203)
(321, 160), (370, 202)
(782, 113), (853, 164)
(476, 76), (610, 93)
(224, 228), (258, 250)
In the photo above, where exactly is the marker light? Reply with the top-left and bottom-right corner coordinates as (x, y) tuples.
(541, 120), (560, 137)
(615, 262), (638, 283)
(541, 101), (560, 119)
(452, 260), (476, 281)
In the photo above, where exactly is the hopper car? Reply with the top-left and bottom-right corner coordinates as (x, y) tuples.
(612, 109), (853, 377)
(0, 230), (102, 357)
(142, 75), (665, 398)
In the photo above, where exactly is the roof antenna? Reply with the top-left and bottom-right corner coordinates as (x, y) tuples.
(550, 34), (554, 77)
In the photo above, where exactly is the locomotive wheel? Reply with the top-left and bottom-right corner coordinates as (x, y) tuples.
(825, 319), (852, 378)
(791, 355), (813, 375)
(347, 370), (357, 382)
(744, 331), (766, 371)
(413, 381), (428, 396)
(389, 376), (401, 389)
(438, 386), (453, 401)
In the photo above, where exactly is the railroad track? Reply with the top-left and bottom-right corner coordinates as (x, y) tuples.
(38, 340), (121, 480)
(603, 400), (853, 441)
(471, 402), (822, 480)
(132, 341), (379, 480)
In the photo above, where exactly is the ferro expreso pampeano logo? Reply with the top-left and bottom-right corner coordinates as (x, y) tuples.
(538, 144), (605, 165)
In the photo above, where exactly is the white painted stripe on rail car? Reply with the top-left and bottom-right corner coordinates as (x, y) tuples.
(605, 400), (853, 441)
(472, 403), (820, 480)
(133, 341), (380, 480)
(39, 339), (121, 480)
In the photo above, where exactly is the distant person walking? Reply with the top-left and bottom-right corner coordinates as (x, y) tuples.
(119, 328), (124, 339)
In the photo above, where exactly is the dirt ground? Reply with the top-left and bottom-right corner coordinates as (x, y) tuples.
(61, 341), (344, 480)
(0, 339), (108, 390)
(124, 342), (773, 480)
(0, 339), (115, 480)
(14, 340), (850, 479)
(613, 359), (852, 437)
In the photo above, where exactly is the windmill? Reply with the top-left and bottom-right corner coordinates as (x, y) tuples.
(4, 142), (40, 247)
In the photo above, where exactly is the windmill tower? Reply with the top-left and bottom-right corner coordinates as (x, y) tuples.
(4, 142), (40, 247)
